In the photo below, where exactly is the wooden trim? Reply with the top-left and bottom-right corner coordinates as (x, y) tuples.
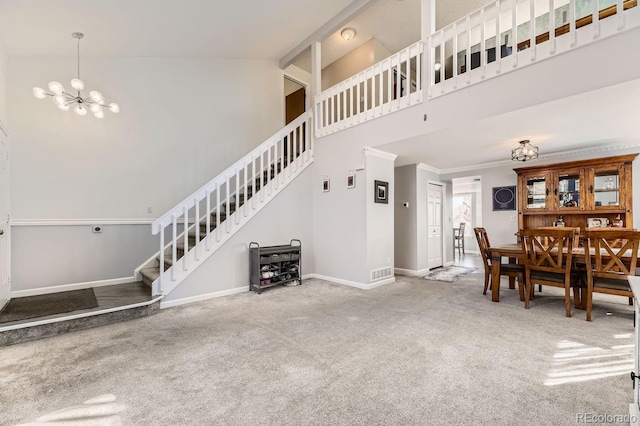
(514, 153), (639, 174)
(516, 0), (637, 51)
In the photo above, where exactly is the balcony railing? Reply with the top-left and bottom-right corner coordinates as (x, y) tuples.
(429, 0), (639, 98)
(314, 41), (423, 138)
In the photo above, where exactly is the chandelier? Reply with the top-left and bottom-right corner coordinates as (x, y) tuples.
(32, 32), (119, 118)
(511, 140), (539, 162)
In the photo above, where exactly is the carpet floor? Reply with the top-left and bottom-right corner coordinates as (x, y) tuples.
(0, 263), (635, 425)
(0, 289), (99, 324)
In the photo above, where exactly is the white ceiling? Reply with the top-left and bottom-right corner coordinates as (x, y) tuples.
(0, 0), (355, 58)
(0, 0), (637, 172)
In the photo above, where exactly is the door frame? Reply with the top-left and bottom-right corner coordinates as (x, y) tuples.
(283, 73), (310, 126)
(0, 119), (10, 308)
(427, 180), (445, 269)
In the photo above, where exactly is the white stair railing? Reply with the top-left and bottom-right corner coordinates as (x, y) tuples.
(429, 0), (639, 98)
(314, 41), (423, 138)
(135, 112), (313, 296)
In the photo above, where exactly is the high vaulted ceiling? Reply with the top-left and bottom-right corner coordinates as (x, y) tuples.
(0, 0), (638, 172)
(0, 0), (355, 58)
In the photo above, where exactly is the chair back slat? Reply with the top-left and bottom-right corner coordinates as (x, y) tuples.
(522, 228), (577, 274)
(584, 229), (640, 279)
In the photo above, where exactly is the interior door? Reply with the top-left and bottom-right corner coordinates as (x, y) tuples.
(285, 87), (305, 125)
(0, 123), (9, 309)
(428, 183), (444, 269)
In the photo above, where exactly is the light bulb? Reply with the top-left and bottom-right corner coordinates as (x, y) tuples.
(53, 95), (66, 106)
(71, 78), (85, 91)
(94, 109), (104, 119)
(108, 103), (120, 113)
(33, 87), (47, 99)
(58, 103), (70, 111)
(74, 104), (87, 116)
(434, 62), (442, 71)
(89, 90), (104, 103)
(89, 103), (102, 114)
(48, 81), (64, 95)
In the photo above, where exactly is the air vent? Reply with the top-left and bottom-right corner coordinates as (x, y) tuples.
(370, 267), (393, 282)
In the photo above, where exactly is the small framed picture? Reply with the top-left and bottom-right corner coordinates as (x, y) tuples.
(347, 174), (355, 189)
(322, 178), (330, 192)
(374, 180), (388, 204)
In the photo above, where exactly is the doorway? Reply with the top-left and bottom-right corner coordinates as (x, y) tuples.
(452, 176), (482, 256)
(427, 182), (444, 270)
(284, 76), (306, 125)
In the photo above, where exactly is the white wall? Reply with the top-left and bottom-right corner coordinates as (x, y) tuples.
(8, 56), (285, 290)
(166, 166), (315, 303)
(321, 38), (392, 90)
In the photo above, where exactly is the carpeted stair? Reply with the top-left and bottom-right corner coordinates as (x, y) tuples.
(139, 162), (281, 288)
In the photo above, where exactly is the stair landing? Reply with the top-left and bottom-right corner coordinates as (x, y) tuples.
(0, 282), (162, 346)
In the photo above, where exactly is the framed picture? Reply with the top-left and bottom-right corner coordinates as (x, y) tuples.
(492, 186), (516, 211)
(374, 180), (388, 204)
(347, 174), (355, 189)
(322, 178), (330, 192)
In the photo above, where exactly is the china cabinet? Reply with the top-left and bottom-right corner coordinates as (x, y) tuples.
(515, 154), (638, 230)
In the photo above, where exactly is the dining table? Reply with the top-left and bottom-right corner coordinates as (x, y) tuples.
(489, 243), (524, 302)
(488, 239), (638, 303)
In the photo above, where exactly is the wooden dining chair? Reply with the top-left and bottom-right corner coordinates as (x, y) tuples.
(474, 227), (525, 299)
(454, 223), (466, 256)
(582, 229), (640, 321)
(521, 227), (579, 317)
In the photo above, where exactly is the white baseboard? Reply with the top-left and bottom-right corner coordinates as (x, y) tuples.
(445, 261), (454, 266)
(394, 267), (431, 277)
(160, 286), (250, 309)
(308, 273), (395, 290)
(11, 277), (136, 298)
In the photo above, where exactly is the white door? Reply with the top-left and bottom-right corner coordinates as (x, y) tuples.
(0, 123), (9, 309)
(427, 183), (443, 269)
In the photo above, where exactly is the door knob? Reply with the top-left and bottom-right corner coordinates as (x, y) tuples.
(0, 229), (4, 235)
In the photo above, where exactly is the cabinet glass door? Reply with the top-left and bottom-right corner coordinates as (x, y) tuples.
(526, 175), (547, 209)
(594, 171), (620, 208)
(557, 173), (581, 209)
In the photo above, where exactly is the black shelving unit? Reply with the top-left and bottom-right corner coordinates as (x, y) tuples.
(249, 240), (301, 293)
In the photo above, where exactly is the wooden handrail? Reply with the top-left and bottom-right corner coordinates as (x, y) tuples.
(517, 0), (637, 51)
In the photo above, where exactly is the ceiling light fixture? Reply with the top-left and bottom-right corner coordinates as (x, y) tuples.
(341, 27), (356, 41)
(511, 140), (539, 162)
(32, 32), (119, 118)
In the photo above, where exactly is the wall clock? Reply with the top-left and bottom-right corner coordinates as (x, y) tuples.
(492, 186), (516, 211)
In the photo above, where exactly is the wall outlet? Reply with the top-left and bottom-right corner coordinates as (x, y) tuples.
(387, 256), (391, 264)
(92, 225), (103, 233)
(509, 216), (515, 222)
(147, 206), (153, 214)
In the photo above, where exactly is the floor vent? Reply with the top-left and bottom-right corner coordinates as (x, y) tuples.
(370, 267), (393, 282)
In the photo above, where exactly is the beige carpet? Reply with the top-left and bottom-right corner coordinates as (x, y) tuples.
(0, 263), (635, 425)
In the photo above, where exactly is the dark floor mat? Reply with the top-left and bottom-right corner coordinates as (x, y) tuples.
(0, 289), (99, 324)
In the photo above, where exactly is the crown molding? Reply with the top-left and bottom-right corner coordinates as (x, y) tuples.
(363, 146), (398, 161)
(417, 163), (442, 174)
(437, 143), (640, 175)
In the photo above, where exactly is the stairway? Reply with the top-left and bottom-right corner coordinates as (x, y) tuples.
(139, 168), (271, 286)
(135, 112), (313, 298)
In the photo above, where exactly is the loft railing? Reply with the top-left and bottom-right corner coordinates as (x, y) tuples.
(135, 112), (313, 296)
(314, 41), (423, 138)
(429, 0), (639, 97)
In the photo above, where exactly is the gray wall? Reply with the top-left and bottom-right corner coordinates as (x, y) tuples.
(441, 147), (640, 246)
(394, 165), (417, 270)
(166, 166), (315, 302)
(365, 152), (395, 278)
(7, 55), (285, 291)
